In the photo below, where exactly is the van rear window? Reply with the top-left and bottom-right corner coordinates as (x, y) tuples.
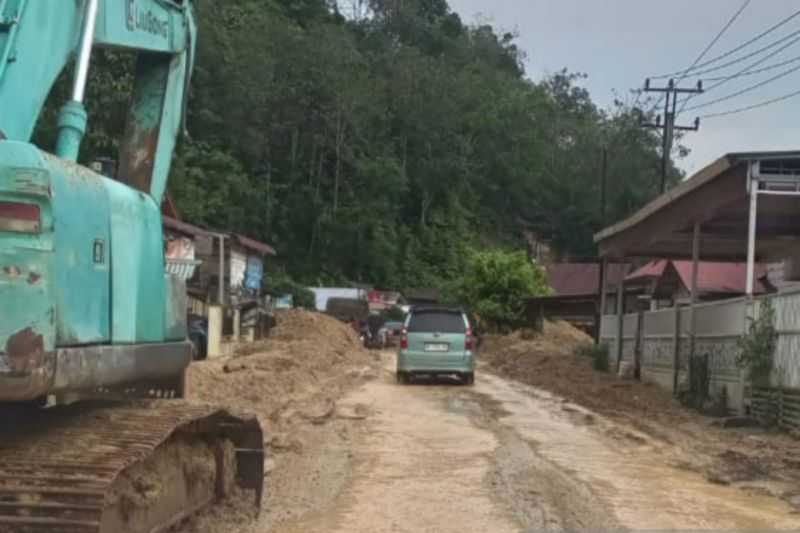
(407, 312), (466, 333)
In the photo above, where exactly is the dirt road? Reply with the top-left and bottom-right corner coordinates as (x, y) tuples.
(261, 354), (800, 532)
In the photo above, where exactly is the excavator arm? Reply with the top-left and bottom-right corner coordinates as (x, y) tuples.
(0, 0), (195, 203)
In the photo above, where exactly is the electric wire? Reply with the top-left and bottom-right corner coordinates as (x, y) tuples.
(700, 87), (800, 118)
(650, 6), (800, 80)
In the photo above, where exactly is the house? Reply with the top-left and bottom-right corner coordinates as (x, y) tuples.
(162, 217), (207, 308)
(526, 262), (631, 338)
(309, 288), (368, 312)
(625, 260), (774, 309)
(193, 232), (276, 306)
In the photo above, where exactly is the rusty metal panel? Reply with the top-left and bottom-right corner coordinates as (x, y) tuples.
(53, 341), (191, 392)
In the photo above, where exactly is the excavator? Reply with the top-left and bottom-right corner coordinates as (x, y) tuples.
(0, 1), (264, 531)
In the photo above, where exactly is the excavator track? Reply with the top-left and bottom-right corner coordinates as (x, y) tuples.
(0, 402), (264, 533)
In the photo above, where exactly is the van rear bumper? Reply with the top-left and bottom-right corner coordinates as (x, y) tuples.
(397, 351), (474, 374)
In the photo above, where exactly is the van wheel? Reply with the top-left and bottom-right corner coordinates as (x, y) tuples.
(463, 372), (474, 386)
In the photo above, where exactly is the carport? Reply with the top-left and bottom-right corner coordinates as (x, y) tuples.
(593, 151), (800, 405)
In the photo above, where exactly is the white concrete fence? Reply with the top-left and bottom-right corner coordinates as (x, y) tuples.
(600, 289), (800, 418)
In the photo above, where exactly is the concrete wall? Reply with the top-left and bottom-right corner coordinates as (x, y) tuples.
(602, 291), (800, 419)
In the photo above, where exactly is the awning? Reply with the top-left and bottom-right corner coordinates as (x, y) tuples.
(595, 151), (800, 261)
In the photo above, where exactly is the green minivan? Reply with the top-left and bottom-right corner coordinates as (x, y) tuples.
(396, 307), (475, 385)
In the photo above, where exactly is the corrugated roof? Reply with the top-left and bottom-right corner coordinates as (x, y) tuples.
(626, 260), (769, 295)
(546, 263), (630, 297)
(233, 234), (277, 256)
(595, 150), (800, 245)
(163, 216), (209, 237)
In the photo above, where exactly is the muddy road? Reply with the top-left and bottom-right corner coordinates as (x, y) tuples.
(195, 353), (800, 532)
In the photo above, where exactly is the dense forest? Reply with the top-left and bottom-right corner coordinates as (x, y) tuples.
(38, 0), (683, 290)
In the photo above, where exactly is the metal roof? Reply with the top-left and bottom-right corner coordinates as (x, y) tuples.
(232, 234), (277, 256)
(546, 263), (630, 297)
(594, 150), (800, 261)
(163, 216), (210, 237)
(625, 260), (770, 295)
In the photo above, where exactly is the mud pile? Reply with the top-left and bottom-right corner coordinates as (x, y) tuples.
(187, 309), (370, 412)
(481, 320), (687, 422)
(482, 321), (800, 500)
(182, 309), (377, 532)
(187, 308), (372, 427)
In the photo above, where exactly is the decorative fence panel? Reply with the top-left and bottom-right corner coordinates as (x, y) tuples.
(599, 292), (800, 420)
(769, 290), (800, 389)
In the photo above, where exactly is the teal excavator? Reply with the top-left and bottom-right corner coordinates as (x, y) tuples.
(0, 1), (264, 531)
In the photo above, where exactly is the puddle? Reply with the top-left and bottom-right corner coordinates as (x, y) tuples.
(478, 374), (800, 530)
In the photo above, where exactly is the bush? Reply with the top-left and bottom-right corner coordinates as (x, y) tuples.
(459, 250), (550, 333)
(385, 305), (406, 321)
(576, 343), (609, 372)
(737, 298), (777, 384)
(265, 271), (315, 309)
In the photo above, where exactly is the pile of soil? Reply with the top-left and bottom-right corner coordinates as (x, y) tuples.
(481, 321), (688, 425)
(481, 321), (800, 503)
(182, 309), (378, 531)
(187, 309), (371, 426)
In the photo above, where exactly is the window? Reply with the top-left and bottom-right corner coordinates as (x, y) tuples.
(407, 311), (466, 333)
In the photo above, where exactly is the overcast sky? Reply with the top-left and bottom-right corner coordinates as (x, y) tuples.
(447, 0), (799, 175)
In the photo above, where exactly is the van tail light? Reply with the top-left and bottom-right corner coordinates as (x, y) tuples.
(400, 329), (408, 349)
(0, 201), (40, 233)
(465, 328), (474, 350)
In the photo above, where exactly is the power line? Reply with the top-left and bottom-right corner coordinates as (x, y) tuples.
(676, 33), (800, 113)
(645, 0), (749, 115)
(700, 87), (800, 119)
(668, 28), (800, 81)
(702, 53), (800, 82)
(650, 7), (800, 80)
(676, 0), (751, 86)
(682, 62), (800, 112)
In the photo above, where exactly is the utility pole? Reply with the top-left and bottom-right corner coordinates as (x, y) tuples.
(595, 147), (609, 345)
(641, 79), (703, 193)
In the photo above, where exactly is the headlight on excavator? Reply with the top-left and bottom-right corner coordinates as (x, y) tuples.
(0, 201), (40, 233)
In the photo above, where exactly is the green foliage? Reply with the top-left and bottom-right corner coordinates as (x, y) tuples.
(737, 299), (778, 383)
(576, 343), (610, 372)
(264, 271), (316, 309)
(384, 306), (406, 321)
(459, 250), (549, 332)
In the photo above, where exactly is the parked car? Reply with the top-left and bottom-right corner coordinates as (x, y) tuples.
(396, 307), (474, 385)
(326, 297), (370, 323)
(383, 320), (404, 347)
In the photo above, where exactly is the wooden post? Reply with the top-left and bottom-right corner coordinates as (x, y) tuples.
(672, 304), (681, 396)
(233, 309), (241, 342)
(596, 258), (608, 344)
(616, 265), (625, 373)
(207, 305), (223, 358)
(688, 223), (701, 385)
(746, 177), (759, 296)
(217, 234), (225, 305)
(634, 309), (644, 380)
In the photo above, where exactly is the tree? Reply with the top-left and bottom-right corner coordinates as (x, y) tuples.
(30, 0), (681, 291)
(459, 250), (550, 332)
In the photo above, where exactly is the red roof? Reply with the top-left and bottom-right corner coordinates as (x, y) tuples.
(546, 263), (630, 297)
(626, 260), (769, 295)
